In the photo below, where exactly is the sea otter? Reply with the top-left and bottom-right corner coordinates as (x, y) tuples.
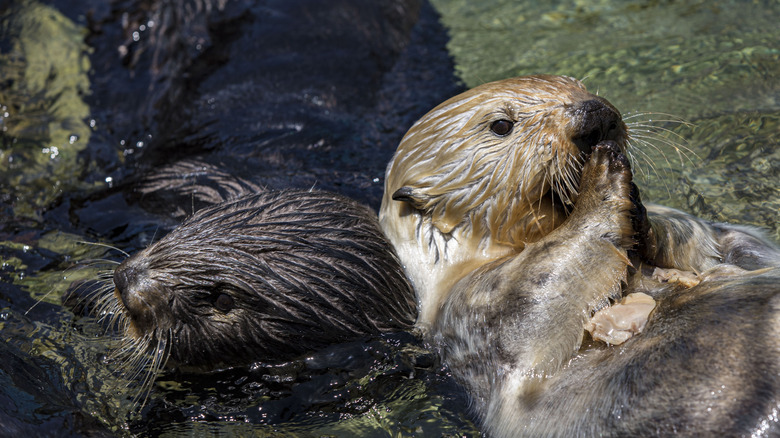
(380, 75), (780, 436)
(99, 189), (416, 373)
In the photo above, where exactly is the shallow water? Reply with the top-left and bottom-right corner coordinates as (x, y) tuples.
(432, 0), (780, 240)
(1, 0), (778, 436)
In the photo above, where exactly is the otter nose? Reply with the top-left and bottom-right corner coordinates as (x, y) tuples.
(113, 263), (141, 297)
(571, 99), (623, 155)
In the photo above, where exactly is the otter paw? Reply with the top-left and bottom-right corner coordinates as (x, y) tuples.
(628, 182), (653, 251)
(651, 267), (701, 288)
(572, 140), (635, 246)
(579, 140), (632, 201)
(586, 292), (656, 345)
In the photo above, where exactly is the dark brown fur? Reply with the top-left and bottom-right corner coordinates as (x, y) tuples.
(109, 189), (416, 370)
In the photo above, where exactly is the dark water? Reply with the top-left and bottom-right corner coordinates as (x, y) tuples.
(1, 0), (474, 435)
(1, 0), (778, 436)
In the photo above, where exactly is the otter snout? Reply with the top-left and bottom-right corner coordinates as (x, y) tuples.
(113, 264), (140, 297)
(570, 98), (625, 155)
(113, 259), (171, 335)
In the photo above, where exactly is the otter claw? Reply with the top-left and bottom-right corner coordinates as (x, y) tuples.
(592, 139), (621, 155)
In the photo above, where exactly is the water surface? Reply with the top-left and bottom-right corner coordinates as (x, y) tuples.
(1, 0), (778, 435)
(432, 0), (780, 239)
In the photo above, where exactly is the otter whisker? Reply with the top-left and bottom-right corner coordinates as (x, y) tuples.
(553, 171), (571, 215)
(76, 241), (130, 258)
(626, 107), (694, 128)
(623, 112), (694, 133)
(563, 153), (584, 201)
(97, 297), (126, 331)
(630, 131), (699, 169)
(550, 151), (582, 217)
(627, 142), (665, 179)
(27, 258), (117, 315)
(627, 122), (693, 139)
(625, 142), (674, 197)
(629, 128), (692, 148)
(628, 134), (680, 172)
(625, 113), (699, 170)
(111, 337), (148, 374)
(629, 126), (695, 155)
(526, 176), (551, 238)
(130, 331), (170, 408)
(628, 139), (684, 195)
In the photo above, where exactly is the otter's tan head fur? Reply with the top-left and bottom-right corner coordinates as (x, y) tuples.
(379, 75), (627, 329)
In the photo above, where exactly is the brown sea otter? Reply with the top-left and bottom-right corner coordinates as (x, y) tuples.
(380, 75), (780, 436)
(99, 189), (416, 374)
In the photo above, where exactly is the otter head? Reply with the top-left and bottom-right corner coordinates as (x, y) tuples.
(108, 190), (416, 372)
(379, 75), (627, 329)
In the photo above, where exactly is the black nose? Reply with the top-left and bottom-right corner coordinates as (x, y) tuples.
(571, 99), (623, 155)
(113, 263), (140, 295)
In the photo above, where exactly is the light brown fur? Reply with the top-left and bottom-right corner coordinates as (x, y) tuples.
(380, 75), (780, 436)
(380, 75), (627, 329)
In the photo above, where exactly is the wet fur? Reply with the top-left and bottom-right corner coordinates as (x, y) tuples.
(380, 75), (780, 436)
(380, 75), (627, 328)
(436, 144), (780, 437)
(106, 189), (416, 371)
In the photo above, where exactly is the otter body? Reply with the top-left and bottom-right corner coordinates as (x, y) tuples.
(380, 75), (780, 436)
(109, 189), (416, 370)
(435, 145), (780, 437)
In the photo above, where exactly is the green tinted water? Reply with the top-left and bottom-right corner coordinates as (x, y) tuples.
(432, 0), (780, 240)
(0, 0), (95, 220)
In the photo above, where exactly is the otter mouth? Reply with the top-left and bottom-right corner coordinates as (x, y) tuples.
(112, 286), (145, 339)
(548, 137), (624, 214)
(549, 98), (627, 214)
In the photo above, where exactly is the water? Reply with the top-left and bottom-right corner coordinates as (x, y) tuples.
(432, 0), (780, 240)
(1, 0), (778, 436)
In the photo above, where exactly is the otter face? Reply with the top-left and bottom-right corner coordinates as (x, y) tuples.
(379, 75), (627, 328)
(106, 190), (416, 372)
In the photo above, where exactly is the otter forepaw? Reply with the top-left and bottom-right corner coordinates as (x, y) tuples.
(578, 140), (632, 201)
(651, 267), (701, 288)
(571, 140), (635, 246)
(628, 181), (656, 262)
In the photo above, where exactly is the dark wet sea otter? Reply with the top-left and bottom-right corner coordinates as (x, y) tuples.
(380, 75), (780, 436)
(105, 189), (416, 371)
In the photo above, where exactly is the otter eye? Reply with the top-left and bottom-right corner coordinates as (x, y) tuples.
(490, 119), (513, 136)
(214, 293), (235, 313)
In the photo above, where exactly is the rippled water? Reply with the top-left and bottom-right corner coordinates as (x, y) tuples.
(1, 0), (778, 436)
(432, 0), (780, 240)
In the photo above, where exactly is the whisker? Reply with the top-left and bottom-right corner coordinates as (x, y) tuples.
(630, 132), (699, 168)
(623, 111), (693, 126)
(139, 332), (171, 406)
(625, 113), (699, 175)
(625, 149), (648, 179)
(628, 127), (694, 154)
(629, 124), (697, 152)
(627, 145), (663, 178)
(72, 272), (168, 413)
(76, 241), (130, 258)
(630, 136), (679, 172)
(628, 144), (673, 198)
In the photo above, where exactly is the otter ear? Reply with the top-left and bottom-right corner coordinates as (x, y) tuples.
(391, 186), (430, 211)
(392, 186), (457, 234)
